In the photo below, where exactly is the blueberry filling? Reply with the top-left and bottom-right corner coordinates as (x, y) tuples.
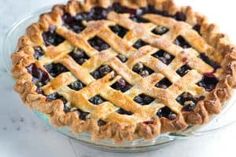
(110, 25), (128, 38)
(193, 24), (201, 34)
(133, 40), (148, 49)
(134, 94), (155, 105)
(152, 25), (169, 35)
(152, 50), (174, 65)
(59, 3), (188, 41)
(64, 103), (72, 113)
(36, 88), (43, 94)
(89, 95), (106, 105)
(97, 119), (107, 126)
(88, 36), (110, 51)
(197, 74), (219, 91)
(42, 26), (65, 46)
(112, 4), (172, 19)
(69, 49), (89, 65)
(87, 7), (111, 20)
(131, 15), (149, 23)
(157, 106), (177, 120)
(117, 54), (128, 63)
(176, 64), (191, 77)
(176, 92), (204, 111)
(33, 47), (44, 59)
(141, 5), (170, 16)
(143, 121), (154, 125)
(199, 53), (221, 70)
(126, 5), (186, 22)
(44, 63), (69, 77)
(63, 7), (110, 26)
(111, 78), (132, 92)
(26, 64), (50, 87)
(47, 92), (68, 105)
(58, 2), (188, 53)
(112, 3), (137, 15)
(91, 65), (113, 79)
(77, 109), (90, 120)
(174, 36), (191, 49)
(117, 108), (133, 115)
(132, 62), (154, 77)
(74, 12), (88, 21)
(155, 78), (172, 89)
(139, 5), (160, 14)
(68, 80), (85, 91)
(174, 12), (187, 21)
(62, 13), (85, 33)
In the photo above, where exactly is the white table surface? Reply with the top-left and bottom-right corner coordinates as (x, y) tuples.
(1, 0), (236, 157)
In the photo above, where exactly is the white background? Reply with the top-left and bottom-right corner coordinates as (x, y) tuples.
(0, 0), (236, 157)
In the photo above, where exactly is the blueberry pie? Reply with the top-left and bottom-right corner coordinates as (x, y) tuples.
(11, 0), (236, 142)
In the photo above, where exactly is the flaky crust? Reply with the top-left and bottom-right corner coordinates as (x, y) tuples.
(11, 0), (236, 142)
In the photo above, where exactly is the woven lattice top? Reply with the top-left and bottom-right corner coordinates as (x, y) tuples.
(27, 5), (221, 126)
(13, 0), (235, 142)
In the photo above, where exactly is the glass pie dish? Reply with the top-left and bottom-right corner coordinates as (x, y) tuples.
(1, 5), (236, 153)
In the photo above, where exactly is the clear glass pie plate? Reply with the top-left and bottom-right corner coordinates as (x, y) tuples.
(1, 5), (236, 153)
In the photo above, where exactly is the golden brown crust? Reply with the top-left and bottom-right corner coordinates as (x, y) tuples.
(11, 0), (236, 143)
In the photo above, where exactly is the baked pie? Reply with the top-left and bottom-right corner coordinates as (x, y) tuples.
(11, 0), (236, 142)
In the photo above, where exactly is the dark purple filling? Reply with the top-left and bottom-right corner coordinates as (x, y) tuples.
(199, 53), (221, 70)
(152, 25), (169, 35)
(62, 7), (110, 32)
(45, 93), (90, 117)
(110, 25), (128, 38)
(91, 65), (113, 79)
(132, 62), (154, 77)
(62, 13), (86, 33)
(89, 95), (106, 105)
(193, 24), (201, 34)
(174, 12), (187, 21)
(174, 36), (191, 49)
(134, 94), (155, 105)
(44, 63), (69, 77)
(88, 36), (110, 51)
(155, 78), (172, 89)
(176, 64), (192, 77)
(97, 119), (107, 126)
(45, 3), (189, 49)
(152, 50), (175, 65)
(64, 103), (72, 113)
(128, 6), (149, 23)
(35, 4), (218, 120)
(117, 108), (133, 115)
(26, 64), (50, 87)
(197, 74), (219, 91)
(131, 15), (150, 23)
(42, 26), (65, 46)
(112, 2), (138, 15)
(176, 92), (204, 111)
(46, 93), (89, 117)
(111, 78), (132, 92)
(88, 7), (111, 20)
(33, 47), (44, 60)
(77, 109), (90, 120)
(112, 3), (186, 22)
(68, 80), (85, 91)
(133, 40), (148, 49)
(157, 106), (177, 120)
(69, 49), (89, 65)
(36, 88), (43, 94)
(47, 92), (67, 103)
(117, 54), (128, 63)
